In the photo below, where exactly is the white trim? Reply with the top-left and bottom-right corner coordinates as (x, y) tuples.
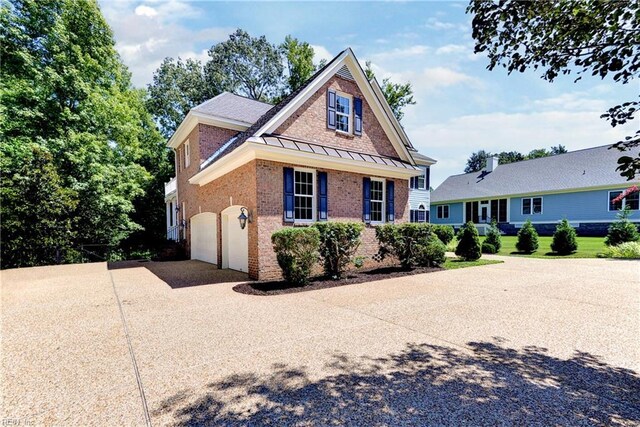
(521, 196), (543, 216)
(188, 141), (422, 186)
(253, 49), (415, 164)
(293, 167), (316, 223)
(184, 140), (191, 168)
(335, 91), (353, 134)
(370, 177), (386, 224)
(167, 111), (251, 149)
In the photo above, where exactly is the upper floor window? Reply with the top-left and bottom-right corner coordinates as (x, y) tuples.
(410, 166), (429, 190)
(522, 197), (542, 215)
(437, 205), (449, 219)
(610, 190), (639, 211)
(411, 204), (428, 223)
(336, 94), (351, 133)
(294, 169), (315, 221)
(184, 141), (191, 168)
(370, 178), (385, 223)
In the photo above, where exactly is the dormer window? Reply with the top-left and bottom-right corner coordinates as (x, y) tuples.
(335, 93), (351, 133)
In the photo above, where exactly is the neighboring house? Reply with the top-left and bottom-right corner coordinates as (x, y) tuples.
(430, 145), (640, 236)
(163, 48), (435, 279)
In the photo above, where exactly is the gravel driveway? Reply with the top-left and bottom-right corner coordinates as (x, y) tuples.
(2, 257), (639, 426)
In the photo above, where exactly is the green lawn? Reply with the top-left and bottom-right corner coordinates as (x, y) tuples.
(495, 235), (606, 258)
(443, 258), (503, 269)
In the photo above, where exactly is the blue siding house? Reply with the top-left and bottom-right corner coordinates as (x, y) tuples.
(430, 145), (640, 236)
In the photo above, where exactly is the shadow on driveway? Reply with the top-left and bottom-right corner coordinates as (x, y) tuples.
(154, 340), (640, 426)
(108, 260), (249, 289)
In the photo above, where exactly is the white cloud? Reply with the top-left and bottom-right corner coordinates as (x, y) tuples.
(425, 17), (466, 32)
(370, 45), (430, 62)
(310, 45), (333, 65)
(134, 5), (157, 17)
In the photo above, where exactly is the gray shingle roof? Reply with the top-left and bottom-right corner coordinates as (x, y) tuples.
(431, 144), (638, 203)
(191, 92), (272, 124)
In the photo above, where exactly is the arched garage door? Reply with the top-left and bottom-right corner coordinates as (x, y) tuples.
(221, 205), (248, 273)
(190, 212), (217, 264)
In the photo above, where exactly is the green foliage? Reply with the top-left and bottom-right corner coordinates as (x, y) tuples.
(605, 207), (640, 246)
(1, 0), (169, 267)
(206, 29), (283, 102)
(484, 219), (502, 252)
(1, 145), (78, 268)
(281, 35), (316, 93)
(271, 227), (320, 286)
(431, 224), (455, 245)
(313, 222), (364, 279)
(467, 0), (639, 180)
(600, 241), (640, 259)
(364, 61), (416, 121)
(455, 222), (482, 261)
(375, 223), (443, 268)
(464, 146), (568, 173)
(516, 220), (539, 253)
(551, 219), (578, 255)
(416, 236), (447, 267)
(481, 242), (497, 254)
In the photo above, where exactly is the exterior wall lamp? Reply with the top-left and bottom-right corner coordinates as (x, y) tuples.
(238, 207), (252, 230)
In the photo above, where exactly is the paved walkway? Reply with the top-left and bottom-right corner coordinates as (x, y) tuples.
(2, 257), (639, 426)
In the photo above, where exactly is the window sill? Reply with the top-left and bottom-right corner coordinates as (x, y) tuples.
(335, 130), (354, 138)
(292, 221), (315, 227)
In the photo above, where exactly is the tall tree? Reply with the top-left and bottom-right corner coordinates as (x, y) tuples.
(464, 150), (493, 173)
(147, 57), (213, 138)
(205, 29), (283, 102)
(364, 61), (416, 121)
(281, 35), (316, 93)
(467, 0), (639, 180)
(497, 151), (526, 165)
(527, 148), (550, 159)
(464, 146), (569, 173)
(1, 0), (167, 266)
(550, 144), (568, 155)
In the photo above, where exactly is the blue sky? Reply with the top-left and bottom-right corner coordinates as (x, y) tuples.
(100, 0), (636, 187)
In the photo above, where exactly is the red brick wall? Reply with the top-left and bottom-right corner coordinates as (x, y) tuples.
(255, 159), (409, 280)
(198, 124), (237, 163)
(275, 75), (400, 159)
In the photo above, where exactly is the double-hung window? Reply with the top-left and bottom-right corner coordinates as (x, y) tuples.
(522, 197), (542, 215)
(610, 190), (639, 211)
(294, 169), (315, 221)
(335, 94), (351, 133)
(437, 205), (449, 219)
(370, 178), (385, 222)
(184, 141), (191, 168)
(410, 166), (428, 190)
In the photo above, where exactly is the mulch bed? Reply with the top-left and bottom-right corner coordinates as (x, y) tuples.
(232, 265), (443, 296)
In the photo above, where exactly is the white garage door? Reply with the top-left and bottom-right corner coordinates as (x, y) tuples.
(222, 206), (248, 273)
(190, 212), (217, 264)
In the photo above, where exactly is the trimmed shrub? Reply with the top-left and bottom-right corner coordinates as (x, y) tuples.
(516, 219), (539, 253)
(481, 242), (497, 254)
(601, 241), (640, 259)
(271, 227), (320, 286)
(605, 207), (640, 246)
(313, 222), (364, 278)
(484, 219), (502, 252)
(431, 224), (455, 245)
(551, 219), (578, 255)
(376, 223), (442, 268)
(455, 221), (482, 261)
(416, 235), (447, 267)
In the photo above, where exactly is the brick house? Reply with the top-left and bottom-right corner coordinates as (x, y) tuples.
(164, 48), (436, 280)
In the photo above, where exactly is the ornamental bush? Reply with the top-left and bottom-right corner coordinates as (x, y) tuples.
(605, 207), (640, 246)
(313, 222), (364, 278)
(601, 241), (640, 259)
(271, 227), (320, 286)
(415, 235), (447, 267)
(551, 219), (578, 255)
(455, 221), (482, 261)
(484, 219), (502, 252)
(431, 224), (455, 245)
(481, 242), (497, 254)
(516, 219), (539, 253)
(375, 223), (442, 268)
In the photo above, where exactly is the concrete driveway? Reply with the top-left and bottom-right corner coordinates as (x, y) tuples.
(2, 257), (639, 426)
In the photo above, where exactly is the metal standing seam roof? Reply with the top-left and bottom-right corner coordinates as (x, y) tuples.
(431, 144), (638, 203)
(191, 92), (272, 124)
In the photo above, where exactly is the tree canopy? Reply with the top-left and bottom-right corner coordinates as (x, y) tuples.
(467, 0), (639, 180)
(364, 61), (416, 121)
(464, 145), (567, 173)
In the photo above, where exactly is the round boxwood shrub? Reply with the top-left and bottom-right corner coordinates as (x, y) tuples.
(551, 219), (578, 255)
(271, 227), (320, 286)
(481, 242), (497, 254)
(484, 219), (502, 252)
(415, 235), (447, 267)
(313, 222), (364, 278)
(455, 221), (482, 261)
(431, 224), (455, 245)
(516, 219), (539, 253)
(605, 207), (640, 246)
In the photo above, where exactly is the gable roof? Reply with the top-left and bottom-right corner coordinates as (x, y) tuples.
(431, 145), (638, 203)
(191, 92), (272, 124)
(197, 47), (418, 171)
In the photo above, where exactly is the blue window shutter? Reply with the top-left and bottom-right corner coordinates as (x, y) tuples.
(354, 97), (363, 135)
(362, 177), (371, 223)
(425, 166), (430, 190)
(283, 167), (294, 223)
(387, 180), (395, 222)
(318, 171), (328, 221)
(327, 89), (337, 129)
